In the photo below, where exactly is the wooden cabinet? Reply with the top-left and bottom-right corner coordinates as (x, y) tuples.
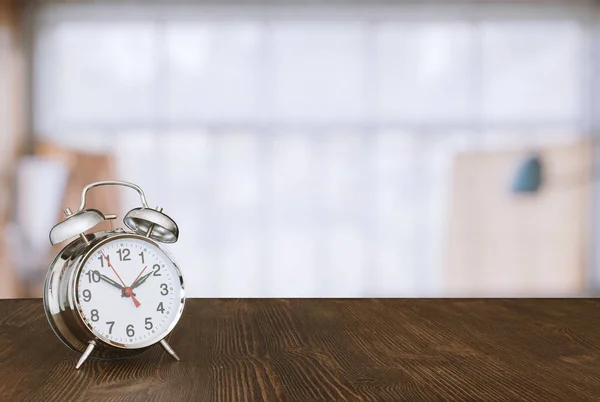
(0, 0), (25, 298)
(446, 140), (592, 296)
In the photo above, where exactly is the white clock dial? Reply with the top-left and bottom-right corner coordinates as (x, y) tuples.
(76, 236), (184, 348)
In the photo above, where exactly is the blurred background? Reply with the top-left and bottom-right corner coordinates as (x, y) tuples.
(1, 0), (599, 298)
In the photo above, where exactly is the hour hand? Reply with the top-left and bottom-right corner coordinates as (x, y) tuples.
(131, 272), (153, 290)
(93, 270), (125, 290)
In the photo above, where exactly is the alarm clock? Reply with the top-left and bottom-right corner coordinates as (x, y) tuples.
(43, 180), (185, 369)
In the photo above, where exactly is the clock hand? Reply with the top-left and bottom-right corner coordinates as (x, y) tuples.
(92, 271), (139, 298)
(131, 271), (153, 290)
(130, 265), (148, 288)
(123, 266), (147, 309)
(92, 270), (124, 290)
(100, 250), (127, 287)
(100, 250), (142, 308)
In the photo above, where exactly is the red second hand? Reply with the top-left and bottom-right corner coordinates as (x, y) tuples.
(100, 250), (142, 308)
(130, 293), (141, 308)
(100, 250), (126, 286)
(131, 266), (148, 287)
(127, 266), (147, 309)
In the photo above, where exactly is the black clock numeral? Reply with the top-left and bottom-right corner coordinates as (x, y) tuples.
(126, 324), (135, 337)
(86, 271), (100, 283)
(153, 264), (161, 276)
(82, 289), (92, 302)
(98, 254), (110, 268)
(157, 302), (165, 313)
(91, 309), (99, 322)
(116, 248), (131, 261)
(139, 251), (145, 264)
(160, 283), (169, 295)
(106, 321), (115, 334)
(145, 317), (153, 330)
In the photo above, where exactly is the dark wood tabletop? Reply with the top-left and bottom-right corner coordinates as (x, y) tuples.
(0, 299), (599, 401)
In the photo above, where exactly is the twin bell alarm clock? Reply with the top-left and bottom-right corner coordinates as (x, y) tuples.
(43, 180), (185, 369)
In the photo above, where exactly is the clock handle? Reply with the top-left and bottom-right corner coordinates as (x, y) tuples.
(77, 180), (150, 213)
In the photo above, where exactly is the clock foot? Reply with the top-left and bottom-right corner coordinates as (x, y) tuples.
(76, 341), (96, 369)
(160, 339), (180, 361)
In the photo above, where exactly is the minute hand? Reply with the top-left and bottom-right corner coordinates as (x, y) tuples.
(131, 272), (153, 290)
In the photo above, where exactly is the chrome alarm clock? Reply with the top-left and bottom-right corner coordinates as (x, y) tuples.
(43, 181), (185, 369)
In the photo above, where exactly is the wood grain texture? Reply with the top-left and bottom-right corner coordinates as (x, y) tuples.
(0, 299), (599, 401)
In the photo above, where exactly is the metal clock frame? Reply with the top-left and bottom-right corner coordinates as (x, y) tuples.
(44, 231), (185, 364)
(44, 180), (185, 369)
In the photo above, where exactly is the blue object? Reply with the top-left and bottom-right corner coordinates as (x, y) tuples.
(511, 154), (543, 194)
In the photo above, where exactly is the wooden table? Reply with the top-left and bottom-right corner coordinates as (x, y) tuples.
(0, 299), (599, 401)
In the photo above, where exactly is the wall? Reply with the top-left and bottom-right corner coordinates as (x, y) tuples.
(0, 0), (25, 297)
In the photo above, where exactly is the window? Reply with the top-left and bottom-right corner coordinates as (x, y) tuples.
(33, 3), (591, 296)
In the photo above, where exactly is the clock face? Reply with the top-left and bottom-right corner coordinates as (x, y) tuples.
(76, 236), (184, 348)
